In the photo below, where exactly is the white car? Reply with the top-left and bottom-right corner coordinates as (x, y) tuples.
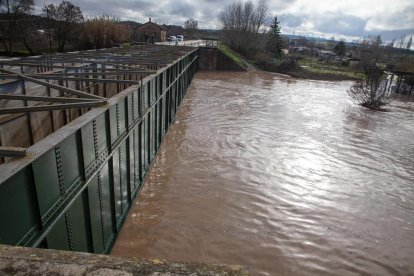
(168, 36), (177, 42)
(176, 35), (184, 41)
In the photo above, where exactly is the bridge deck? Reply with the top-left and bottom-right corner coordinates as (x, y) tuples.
(0, 45), (196, 161)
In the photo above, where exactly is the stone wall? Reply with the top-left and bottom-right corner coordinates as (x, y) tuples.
(0, 245), (248, 275)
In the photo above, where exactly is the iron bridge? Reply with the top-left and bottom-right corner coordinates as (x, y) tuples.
(0, 44), (199, 253)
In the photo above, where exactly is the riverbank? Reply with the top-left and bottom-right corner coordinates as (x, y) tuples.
(218, 44), (364, 81)
(259, 58), (366, 81)
(254, 57), (363, 81)
(217, 44), (250, 70)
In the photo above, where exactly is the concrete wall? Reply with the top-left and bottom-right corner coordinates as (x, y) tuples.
(0, 245), (248, 275)
(198, 48), (246, 71)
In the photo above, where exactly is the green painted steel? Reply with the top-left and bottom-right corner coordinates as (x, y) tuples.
(0, 50), (198, 254)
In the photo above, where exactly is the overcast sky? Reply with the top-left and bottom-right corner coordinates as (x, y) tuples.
(39, 0), (414, 42)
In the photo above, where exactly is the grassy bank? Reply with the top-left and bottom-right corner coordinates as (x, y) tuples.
(298, 58), (365, 81)
(218, 43), (248, 70)
(255, 56), (365, 81)
(219, 44), (365, 81)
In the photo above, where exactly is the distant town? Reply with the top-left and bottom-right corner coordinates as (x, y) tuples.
(0, 0), (412, 85)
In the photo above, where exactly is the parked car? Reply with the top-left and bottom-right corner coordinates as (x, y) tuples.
(177, 35), (184, 41)
(168, 36), (177, 42)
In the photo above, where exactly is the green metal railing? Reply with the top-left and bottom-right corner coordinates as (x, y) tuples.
(0, 49), (198, 254)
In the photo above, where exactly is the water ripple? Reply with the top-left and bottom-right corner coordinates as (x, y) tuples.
(113, 71), (414, 275)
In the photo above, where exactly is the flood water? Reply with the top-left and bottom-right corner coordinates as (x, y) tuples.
(112, 71), (414, 275)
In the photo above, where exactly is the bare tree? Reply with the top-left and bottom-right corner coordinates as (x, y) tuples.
(184, 18), (198, 29)
(397, 35), (406, 49)
(328, 36), (336, 49)
(348, 71), (393, 109)
(15, 15), (37, 55)
(373, 35), (383, 61)
(43, 5), (54, 52)
(405, 36), (412, 58)
(386, 38), (395, 60)
(0, 0), (34, 52)
(184, 18), (198, 38)
(43, 1), (83, 53)
(218, 0), (269, 54)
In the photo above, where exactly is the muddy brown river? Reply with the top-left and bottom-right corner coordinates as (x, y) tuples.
(112, 71), (414, 275)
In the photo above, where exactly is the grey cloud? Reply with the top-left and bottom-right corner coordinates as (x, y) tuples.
(268, 0), (298, 11)
(37, 0), (298, 27)
(36, 0), (414, 38)
(39, 0), (158, 17)
(327, 13), (413, 41)
(279, 14), (304, 28)
(315, 13), (367, 37)
(169, 2), (197, 17)
(368, 7), (414, 31)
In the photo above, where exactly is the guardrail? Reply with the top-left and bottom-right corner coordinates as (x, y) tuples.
(0, 49), (198, 254)
(204, 39), (219, 47)
(165, 39), (219, 48)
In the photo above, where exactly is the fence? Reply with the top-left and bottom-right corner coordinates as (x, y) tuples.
(365, 68), (414, 102)
(0, 48), (198, 254)
(165, 39), (219, 48)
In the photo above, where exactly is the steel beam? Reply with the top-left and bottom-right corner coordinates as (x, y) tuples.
(0, 100), (107, 114)
(0, 146), (27, 157)
(0, 94), (100, 103)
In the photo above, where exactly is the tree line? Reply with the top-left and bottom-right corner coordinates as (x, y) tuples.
(218, 0), (284, 66)
(217, 0), (413, 67)
(0, 0), (131, 55)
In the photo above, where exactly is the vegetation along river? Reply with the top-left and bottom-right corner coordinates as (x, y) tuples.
(112, 71), (414, 275)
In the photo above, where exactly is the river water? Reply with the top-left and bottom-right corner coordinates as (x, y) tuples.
(112, 71), (414, 275)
